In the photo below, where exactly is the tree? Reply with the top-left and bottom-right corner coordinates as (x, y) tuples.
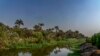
(33, 23), (44, 32)
(33, 25), (41, 31)
(74, 30), (79, 38)
(66, 30), (73, 38)
(46, 28), (54, 33)
(38, 23), (44, 27)
(0, 22), (5, 27)
(91, 33), (100, 48)
(15, 19), (24, 28)
(56, 30), (65, 40)
(75, 30), (79, 34)
(54, 26), (59, 33)
(38, 23), (44, 30)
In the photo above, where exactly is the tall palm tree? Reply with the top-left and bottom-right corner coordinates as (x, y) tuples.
(54, 26), (59, 40)
(33, 25), (40, 31)
(38, 23), (44, 28)
(38, 23), (44, 27)
(38, 23), (44, 31)
(15, 19), (24, 28)
(54, 26), (59, 33)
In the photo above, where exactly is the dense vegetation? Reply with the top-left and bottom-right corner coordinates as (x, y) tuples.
(91, 33), (100, 48)
(0, 19), (86, 49)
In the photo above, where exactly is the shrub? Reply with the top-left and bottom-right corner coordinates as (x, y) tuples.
(91, 33), (100, 48)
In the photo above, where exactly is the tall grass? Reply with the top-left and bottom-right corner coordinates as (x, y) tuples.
(0, 37), (85, 49)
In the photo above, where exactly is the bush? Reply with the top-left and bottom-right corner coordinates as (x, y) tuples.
(33, 32), (44, 43)
(91, 33), (100, 48)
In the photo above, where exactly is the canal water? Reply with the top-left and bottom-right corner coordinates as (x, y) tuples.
(0, 46), (73, 56)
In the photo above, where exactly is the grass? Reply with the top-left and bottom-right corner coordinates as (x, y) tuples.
(8, 40), (68, 49)
(67, 38), (85, 56)
(68, 49), (81, 56)
(0, 37), (85, 56)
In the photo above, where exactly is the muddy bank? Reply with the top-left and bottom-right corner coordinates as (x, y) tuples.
(80, 43), (100, 56)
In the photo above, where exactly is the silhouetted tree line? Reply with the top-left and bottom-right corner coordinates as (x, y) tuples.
(0, 19), (86, 39)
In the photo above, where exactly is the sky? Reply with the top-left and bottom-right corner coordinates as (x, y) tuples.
(0, 0), (100, 36)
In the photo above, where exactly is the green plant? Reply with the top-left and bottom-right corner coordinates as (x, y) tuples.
(91, 33), (100, 48)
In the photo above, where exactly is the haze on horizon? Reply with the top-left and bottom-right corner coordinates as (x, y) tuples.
(0, 0), (100, 36)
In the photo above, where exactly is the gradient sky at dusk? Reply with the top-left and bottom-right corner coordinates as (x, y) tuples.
(0, 0), (100, 36)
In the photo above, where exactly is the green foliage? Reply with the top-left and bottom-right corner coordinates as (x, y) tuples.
(33, 32), (44, 43)
(91, 33), (100, 48)
(0, 19), (86, 49)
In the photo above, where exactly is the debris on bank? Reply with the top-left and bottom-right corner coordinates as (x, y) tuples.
(80, 43), (98, 56)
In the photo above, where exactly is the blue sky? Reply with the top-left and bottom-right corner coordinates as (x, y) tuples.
(0, 0), (100, 36)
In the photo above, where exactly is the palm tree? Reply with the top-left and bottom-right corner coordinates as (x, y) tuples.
(38, 23), (44, 27)
(38, 23), (44, 30)
(46, 28), (54, 33)
(33, 25), (40, 31)
(54, 26), (60, 40)
(15, 19), (24, 28)
(75, 30), (79, 34)
(37, 23), (44, 31)
(54, 26), (59, 33)
(74, 30), (79, 38)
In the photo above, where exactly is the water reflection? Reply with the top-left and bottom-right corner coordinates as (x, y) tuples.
(0, 46), (73, 56)
(18, 52), (32, 56)
(50, 47), (73, 56)
(54, 47), (61, 54)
